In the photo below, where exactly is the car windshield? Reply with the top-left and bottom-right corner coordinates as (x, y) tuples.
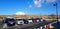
(6, 18), (15, 21)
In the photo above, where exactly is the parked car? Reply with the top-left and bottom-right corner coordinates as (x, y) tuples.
(35, 18), (45, 22)
(27, 18), (33, 23)
(23, 19), (29, 24)
(16, 18), (24, 25)
(3, 17), (16, 26)
(31, 18), (37, 23)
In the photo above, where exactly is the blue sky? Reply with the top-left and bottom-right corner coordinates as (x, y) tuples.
(0, 0), (60, 15)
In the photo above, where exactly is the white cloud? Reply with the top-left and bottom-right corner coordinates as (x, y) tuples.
(33, 0), (44, 7)
(33, 0), (56, 7)
(15, 11), (26, 15)
(46, 0), (56, 3)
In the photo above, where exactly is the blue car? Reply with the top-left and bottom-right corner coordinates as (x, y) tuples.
(3, 18), (16, 26)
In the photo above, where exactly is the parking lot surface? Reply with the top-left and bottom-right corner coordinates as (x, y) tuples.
(0, 20), (56, 29)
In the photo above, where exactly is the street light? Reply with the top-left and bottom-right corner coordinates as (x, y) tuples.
(53, 2), (58, 24)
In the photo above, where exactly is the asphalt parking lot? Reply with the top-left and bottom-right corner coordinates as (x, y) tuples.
(0, 20), (56, 29)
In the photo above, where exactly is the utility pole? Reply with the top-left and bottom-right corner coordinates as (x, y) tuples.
(54, 2), (58, 24)
(55, 3), (58, 24)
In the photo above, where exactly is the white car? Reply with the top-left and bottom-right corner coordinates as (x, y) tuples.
(58, 19), (60, 21)
(28, 19), (32, 23)
(16, 19), (24, 25)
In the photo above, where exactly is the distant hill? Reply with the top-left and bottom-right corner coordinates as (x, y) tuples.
(0, 14), (60, 20)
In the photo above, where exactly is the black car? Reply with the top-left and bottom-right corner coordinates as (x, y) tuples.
(3, 18), (16, 26)
(23, 19), (29, 24)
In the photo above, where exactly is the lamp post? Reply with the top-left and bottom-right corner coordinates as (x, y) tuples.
(53, 2), (58, 24)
